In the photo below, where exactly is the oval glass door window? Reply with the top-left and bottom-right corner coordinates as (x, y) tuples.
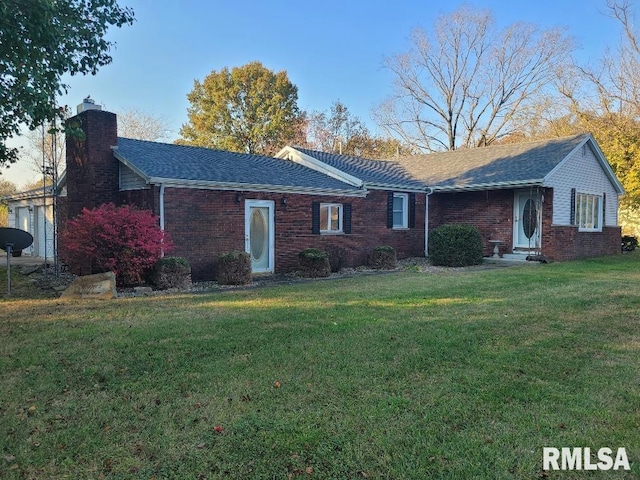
(250, 208), (267, 263)
(522, 199), (537, 239)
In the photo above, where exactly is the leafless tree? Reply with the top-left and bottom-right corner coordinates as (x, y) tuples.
(25, 123), (66, 179)
(375, 6), (575, 152)
(117, 108), (172, 142)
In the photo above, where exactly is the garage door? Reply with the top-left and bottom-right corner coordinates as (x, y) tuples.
(16, 208), (33, 255)
(36, 205), (54, 258)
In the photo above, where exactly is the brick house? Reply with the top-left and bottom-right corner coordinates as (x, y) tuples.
(62, 105), (427, 280)
(52, 102), (623, 280)
(391, 136), (624, 260)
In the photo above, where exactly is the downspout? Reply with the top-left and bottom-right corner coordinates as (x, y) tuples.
(159, 184), (166, 257)
(424, 187), (433, 257)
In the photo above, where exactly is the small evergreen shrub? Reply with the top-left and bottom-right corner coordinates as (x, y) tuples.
(429, 224), (484, 267)
(149, 256), (192, 290)
(298, 248), (330, 278)
(622, 235), (638, 252)
(217, 251), (252, 285)
(369, 245), (397, 269)
(325, 245), (349, 273)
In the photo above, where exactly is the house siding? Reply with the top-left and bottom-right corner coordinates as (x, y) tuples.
(120, 163), (149, 191)
(546, 142), (619, 226)
(162, 188), (425, 281)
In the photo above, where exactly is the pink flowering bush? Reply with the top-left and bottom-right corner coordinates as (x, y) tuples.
(60, 203), (172, 286)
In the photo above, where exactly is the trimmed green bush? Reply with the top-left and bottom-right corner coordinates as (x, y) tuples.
(217, 251), (252, 285)
(429, 224), (484, 267)
(298, 248), (330, 278)
(149, 256), (192, 290)
(369, 245), (397, 269)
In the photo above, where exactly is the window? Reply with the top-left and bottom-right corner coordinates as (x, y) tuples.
(319, 203), (343, 233)
(393, 193), (408, 228)
(575, 192), (602, 231)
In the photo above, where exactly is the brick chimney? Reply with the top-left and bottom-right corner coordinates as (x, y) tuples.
(65, 102), (119, 219)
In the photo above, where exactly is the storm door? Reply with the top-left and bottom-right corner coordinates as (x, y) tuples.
(514, 191), (542, 251)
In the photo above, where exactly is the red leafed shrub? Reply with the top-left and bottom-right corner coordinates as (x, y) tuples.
(59, 203), (172, 286)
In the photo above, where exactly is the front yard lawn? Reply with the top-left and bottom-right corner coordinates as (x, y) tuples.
(1, 255), (639, 479)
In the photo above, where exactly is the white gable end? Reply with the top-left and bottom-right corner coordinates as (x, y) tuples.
(545, 140), (620, 226)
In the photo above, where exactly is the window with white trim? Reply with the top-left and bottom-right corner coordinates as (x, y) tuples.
(393, 193), (408, 229)
(575, 193), (602, 231)
(320, 203), (343, 233)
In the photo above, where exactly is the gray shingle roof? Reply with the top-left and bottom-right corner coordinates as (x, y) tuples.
(293, 147), (426, 190)
(114, 138), (364, 194)
(395, 134), (590, 190)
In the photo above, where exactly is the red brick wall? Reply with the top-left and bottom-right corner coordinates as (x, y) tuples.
(429, 189), (515, 256)
(161, 188), (425, 280)
(430, 188), (621, 260)
(543, 226), (621, 261)
(64, 110), (119, 219)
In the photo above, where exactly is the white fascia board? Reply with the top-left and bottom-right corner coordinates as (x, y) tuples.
(364, 182), (428, 193)
(275, 146), (364, 188)
(148, 177), (369, 198)
(432, 180), (544, 193)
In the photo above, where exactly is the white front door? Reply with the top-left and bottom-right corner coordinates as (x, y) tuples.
(245, 200), (274, 273)
(514, 191), (542, 250)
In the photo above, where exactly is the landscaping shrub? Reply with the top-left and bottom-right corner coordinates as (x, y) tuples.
(369, 245), (397, 269)
(149, 256), (192, 290)
(325, 245), (349, 272)
(217, 251), (252, 285)
(298, 248), (330, 278)
(59, 203), (171, 286)
(429, 224), (484, 267)
(622, 235), (638, 252)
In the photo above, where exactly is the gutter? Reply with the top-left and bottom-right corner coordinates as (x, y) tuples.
(159, 184), (166, 257)
(431, 179), (544, 193)
(147, 177), (369, 198)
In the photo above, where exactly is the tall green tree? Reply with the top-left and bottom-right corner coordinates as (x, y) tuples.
(178, 62), (301, 155)
(0, 0), (134, 168)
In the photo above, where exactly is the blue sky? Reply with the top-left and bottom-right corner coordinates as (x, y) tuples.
(2, 0), (626, 186)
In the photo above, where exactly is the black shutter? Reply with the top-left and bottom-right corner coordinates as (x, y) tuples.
(602, 192), (606, 227)
(570, 188), (576, 225)
(312, 202), (320, 234)
(409, 193), (416, 228)
(343, 203), (352, 234)
(387, 192), (394, 228)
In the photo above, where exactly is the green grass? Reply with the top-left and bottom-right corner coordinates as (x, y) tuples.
(1, 255), (639, 479)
